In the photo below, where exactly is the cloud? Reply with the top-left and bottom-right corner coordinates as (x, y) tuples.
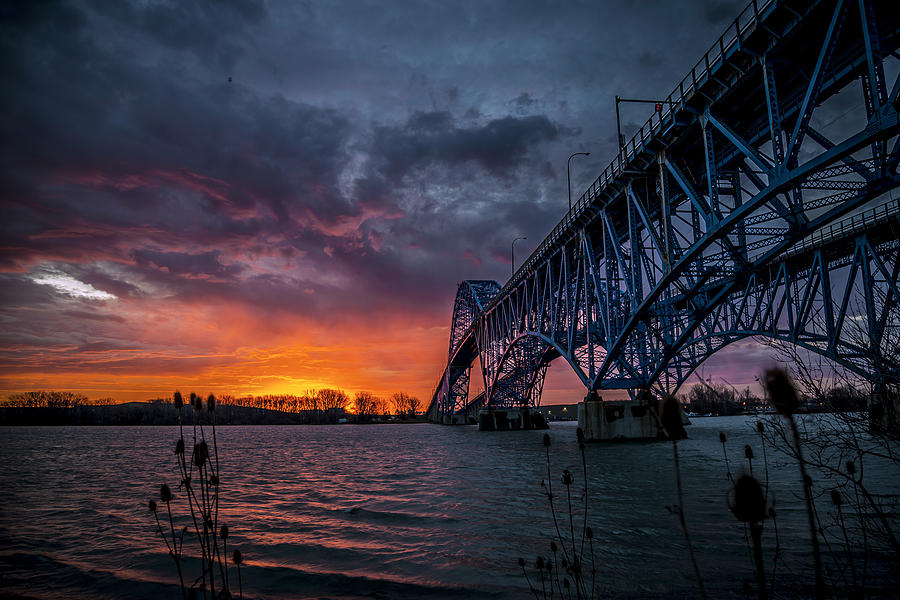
(371, 111), (561, 181)
(132, 249), (242, 280)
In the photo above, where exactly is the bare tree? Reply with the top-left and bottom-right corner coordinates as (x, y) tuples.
(317, 388), (349, 412)
(391, 392), (421, 417)
(354, 391), (381, 418)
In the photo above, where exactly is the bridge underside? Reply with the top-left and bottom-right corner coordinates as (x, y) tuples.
(429, 0), (900, 425)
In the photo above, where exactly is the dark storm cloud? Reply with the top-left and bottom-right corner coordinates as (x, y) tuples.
(373, 111), (561, 180)
(1, 1), (354, 247)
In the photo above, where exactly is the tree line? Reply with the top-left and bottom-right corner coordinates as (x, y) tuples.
(5, 391), (90, 409)
(681, 380), (867, 416)
(1, 388), (423, 417)
(215, 389), (422, 419)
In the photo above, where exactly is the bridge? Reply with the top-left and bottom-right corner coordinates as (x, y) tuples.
(428, 0), (900, 431)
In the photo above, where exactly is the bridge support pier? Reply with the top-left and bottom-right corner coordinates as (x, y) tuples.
(870, 384), (899, 435)
(441, 413), (473, 425)
(578, 394), (658, 441)
(478, 407), (548, 431)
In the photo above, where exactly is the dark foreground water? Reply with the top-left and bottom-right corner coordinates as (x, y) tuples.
(1, 416), (897, 599)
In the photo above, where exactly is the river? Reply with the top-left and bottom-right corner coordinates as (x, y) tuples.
(1, 416), (897, 598)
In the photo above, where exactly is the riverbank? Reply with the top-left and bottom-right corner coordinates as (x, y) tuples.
(0, 403), (427, 426)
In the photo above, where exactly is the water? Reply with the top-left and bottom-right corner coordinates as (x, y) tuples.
(1, 417), (897, 599)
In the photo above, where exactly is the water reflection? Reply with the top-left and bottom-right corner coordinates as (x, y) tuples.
(0, 418), (897, 599)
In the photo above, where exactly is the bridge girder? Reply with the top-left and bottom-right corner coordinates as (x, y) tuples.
(430, 0), (900, 423)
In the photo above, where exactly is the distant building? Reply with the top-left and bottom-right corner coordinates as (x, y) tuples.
(537, 403), (579, 421)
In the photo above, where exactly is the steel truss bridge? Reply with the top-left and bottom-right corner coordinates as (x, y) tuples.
(428, 0), (900, 423)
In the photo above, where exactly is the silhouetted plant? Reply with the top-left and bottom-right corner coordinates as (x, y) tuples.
(148, 390), (244, 599)
(729, 474), (768, 600)
(719, 431), (734, 482)
(659, 396), (707, 599)
(521, 430), (597, 599)
(764, 368), (824, 599)
(757, 410), (900, 597)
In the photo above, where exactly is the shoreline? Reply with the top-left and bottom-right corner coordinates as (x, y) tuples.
(0, 403), (427, 427)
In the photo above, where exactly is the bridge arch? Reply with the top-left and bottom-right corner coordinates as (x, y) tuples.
(487, 331), (590, 408)
(659, 333), (879, 400)
(431, 280), (500, 421)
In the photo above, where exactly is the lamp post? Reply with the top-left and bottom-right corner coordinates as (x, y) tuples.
(615, 95), (672, 155)
(511, 236), (527, 277)
(567, 152), (590, 212)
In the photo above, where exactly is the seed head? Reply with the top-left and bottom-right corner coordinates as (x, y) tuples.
(550, 541), (558, 553)
(207, 394), (216, 412)
(561, 469), (573, 486)
(543, 433), (551, 448)
(719, 432), (727, 444)
(220, 525), (229, 540)
(585, 526), (593, 540)
(232, 549), (243, 565)
(193, 441), (209, 468)
(756, 421), (764, 434)
(535, 556), (545, 570)
(730, 474), (766, 523)
(576, 427), (584, 443)
(830, 490), (842, 507)
(518, 557), (526, 567)
(148, 500), (157, 512)
(160, 483), (172, 503)
(846, 460), (856, 476)
(192, 394), (203, 412)
(744, 445), (754, 460)
(563, 578), (570, 589)
(660, 396), (686, 439)
(174, 438), (184, 455)
(173, 391), (183, 409)
(765, 369), (799, 416)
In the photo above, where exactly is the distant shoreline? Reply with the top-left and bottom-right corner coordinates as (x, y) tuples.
(0, 402), (427, 426)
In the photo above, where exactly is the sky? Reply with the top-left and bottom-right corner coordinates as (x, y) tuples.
(0, 0), (773, 404)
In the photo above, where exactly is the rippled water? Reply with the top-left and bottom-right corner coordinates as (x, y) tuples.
(1, 417), (897, 599)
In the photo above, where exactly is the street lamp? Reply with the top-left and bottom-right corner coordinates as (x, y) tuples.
(511, 236), (527, 277)
(567, 152), (590, 212)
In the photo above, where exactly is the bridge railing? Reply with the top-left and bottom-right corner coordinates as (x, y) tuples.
(782, 200), (900, 259)
(489, 0), (778, 311)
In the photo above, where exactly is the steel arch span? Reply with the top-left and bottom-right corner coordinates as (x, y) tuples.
(428, 0), (900, 424)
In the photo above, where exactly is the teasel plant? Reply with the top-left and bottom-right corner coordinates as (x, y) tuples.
(764, 368), (825, 600)
(729, 473), (769, 600)
(754, 420), (782, 596)
(718, 425), (783, 598)
(148, 391), (245, 600)
(657, 396), (708, 600)
(519, 429), (598, 599)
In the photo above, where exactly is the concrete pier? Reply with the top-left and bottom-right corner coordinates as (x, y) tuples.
(578, 393), (658, 441)
(478, 407), (549, 431)
(441, 413), (473, 425)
